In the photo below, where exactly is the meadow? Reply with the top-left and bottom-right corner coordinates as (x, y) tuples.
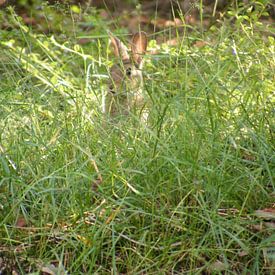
(0, 2), (274, 274)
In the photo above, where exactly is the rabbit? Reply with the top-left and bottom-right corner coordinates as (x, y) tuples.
(105, 31), (148, 118)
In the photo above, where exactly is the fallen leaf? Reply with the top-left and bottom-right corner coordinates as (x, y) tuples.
(41, 263), (66, 275)
(151, 18), (183, 28)
(238, 250), (249, 257)
(15, 216), (27, 228)
(255, 208), (275, 219)
(251, 224), (263, 231)
(21, 14), (36, 25)
(77, 38), (91, 45)
(185, 14), (196, 24)
(193, 41), (210, 48)
(208, 260), (229, 272)
(166, 38), (179, 46)
(264, 222), (275, 229)
(251, 221), (275, 232)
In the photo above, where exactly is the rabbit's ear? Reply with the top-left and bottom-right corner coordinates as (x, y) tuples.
(131, 32), (147, 66)
(109, 34), (130, 61)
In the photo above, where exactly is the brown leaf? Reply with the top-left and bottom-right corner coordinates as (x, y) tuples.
(151, 18), (182, 28)
(251, 224), (263, 232)
(238, 250), (249, 257)
(151, 18), (167, 28)
(255, 208), (275, 220)
(251, 221), (275, 232)
(77, 38), (90, 45)
(41, 263), (67, 275)
(193, 41), (210, 48)
(21, 14), (36, 25)
(185, 14), (196, 24)
(15, 216), (27, 228)
(164, 19), (181, 27)
(264, 222), (275, 229)
(208, 260), (229, 272)
(166, 38), (179, 46)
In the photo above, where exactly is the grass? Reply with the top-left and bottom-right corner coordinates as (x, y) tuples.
(0, 3), (274, 274)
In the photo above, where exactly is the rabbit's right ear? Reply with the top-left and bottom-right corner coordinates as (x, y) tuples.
(131, 32), (147, 66)
(109, 33), (130, 61)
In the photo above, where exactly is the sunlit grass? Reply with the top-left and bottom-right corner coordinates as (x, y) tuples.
(0, 4), (274, 274)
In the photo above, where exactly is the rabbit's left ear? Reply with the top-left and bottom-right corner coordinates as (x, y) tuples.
(131, 32), (147, 66)
(109, 33), (130, 61)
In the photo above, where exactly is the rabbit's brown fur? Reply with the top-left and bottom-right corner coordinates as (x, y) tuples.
(105, 32), (148, 117)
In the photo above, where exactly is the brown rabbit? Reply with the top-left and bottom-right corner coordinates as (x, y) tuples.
(105, 31), (148, 118)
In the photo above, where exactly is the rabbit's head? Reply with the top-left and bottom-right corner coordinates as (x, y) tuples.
(105, 31), (148, 116)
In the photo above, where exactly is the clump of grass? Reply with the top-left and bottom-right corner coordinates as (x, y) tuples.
(0, 4), (274, 274)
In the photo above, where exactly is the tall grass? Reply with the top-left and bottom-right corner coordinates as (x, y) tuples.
(0, 4), (274, 274)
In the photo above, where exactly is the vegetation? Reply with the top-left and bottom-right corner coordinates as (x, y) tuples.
(0, 1), (274, 273)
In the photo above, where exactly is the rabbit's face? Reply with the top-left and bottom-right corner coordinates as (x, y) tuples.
(109, 61), (143, 94)
(106, 32), (147, 116)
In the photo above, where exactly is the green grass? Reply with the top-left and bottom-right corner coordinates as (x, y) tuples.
(0, 4), (274, 274)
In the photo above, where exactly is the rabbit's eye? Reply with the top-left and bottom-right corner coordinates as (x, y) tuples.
(126, 67), (132, 76)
